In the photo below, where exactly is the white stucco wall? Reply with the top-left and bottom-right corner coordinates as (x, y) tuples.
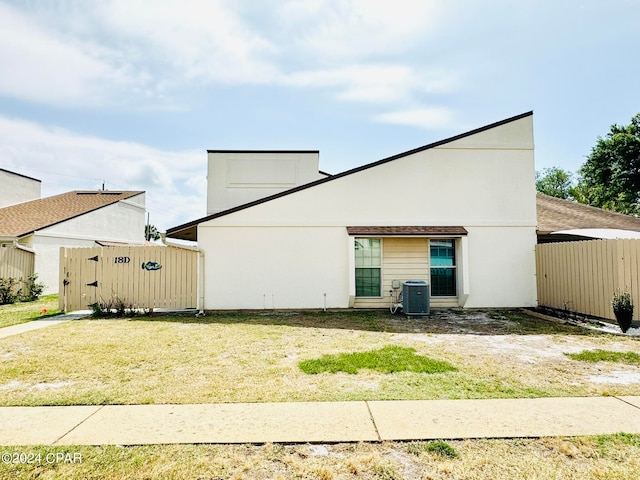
(0, 170), (41, 207)
(27, 194), (146, 294)
(207, 151), (325, 215)
(201, 226), (349, 309)
(198, 115), (537, 309)
(464, 227), (538, 307)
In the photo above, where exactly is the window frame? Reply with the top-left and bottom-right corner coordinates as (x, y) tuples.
(429, 238), (457, 297)
(354, 237), (383, 298)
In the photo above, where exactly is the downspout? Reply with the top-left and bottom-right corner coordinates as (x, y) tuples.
(161, 234), (205, 316)
(13, 239), (35, 253)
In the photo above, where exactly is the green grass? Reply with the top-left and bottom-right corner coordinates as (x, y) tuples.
(565, 349), (640, 366)
(298, 345), (457, 375)
(407, 440), (459, 458)
(0, 294), (60, 329)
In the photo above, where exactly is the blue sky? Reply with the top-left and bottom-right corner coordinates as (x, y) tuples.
(0, 0), (638, 233)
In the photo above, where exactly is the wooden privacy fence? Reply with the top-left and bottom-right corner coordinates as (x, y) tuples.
(0, 245), (35, 292)
(60, 245), (199, 312)
(536, 239), (640, 321)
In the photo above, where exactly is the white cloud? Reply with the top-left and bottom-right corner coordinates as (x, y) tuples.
(280, 0), (442, 61)
(0, 2), (132, 106)
(285, 64), (459, 103)
(0, 1), (456, 107)
(0, 0), (279, 106)
(0, 115), (206, 231)
(94, 0), (280, 85)
(373, 107), (459, 130)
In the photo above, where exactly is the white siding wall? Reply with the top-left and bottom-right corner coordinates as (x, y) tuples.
(199, 115), (538, 309)
(0, 170), (41, 207)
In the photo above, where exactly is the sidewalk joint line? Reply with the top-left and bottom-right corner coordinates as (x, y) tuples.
(51, 405), (105, 446)
(614, 396), (640, 410)
(365, 401), (382, 442)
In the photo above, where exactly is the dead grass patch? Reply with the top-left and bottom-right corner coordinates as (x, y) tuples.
(2, 436), (640, 479)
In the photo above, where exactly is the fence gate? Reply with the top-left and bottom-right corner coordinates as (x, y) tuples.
(60, 245), (199, 312)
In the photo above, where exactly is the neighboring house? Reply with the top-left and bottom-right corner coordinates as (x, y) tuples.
(0, 168), (41, 208)
(0, 190), (145, 294)
(168, 112), (538, 310)
(536, 193), (640, 242)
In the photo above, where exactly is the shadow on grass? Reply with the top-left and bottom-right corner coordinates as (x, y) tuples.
(121, 308), (609, 336)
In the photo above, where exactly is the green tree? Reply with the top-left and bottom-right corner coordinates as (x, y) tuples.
(535, 167), (576, 199)
(145, 224), (161, 241)
(577, 113), (640, 215)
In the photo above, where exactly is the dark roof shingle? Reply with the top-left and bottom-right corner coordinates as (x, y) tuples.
(346, 226), (467, 236)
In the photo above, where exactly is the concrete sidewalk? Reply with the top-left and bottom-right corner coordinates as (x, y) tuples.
(1, 396), (640, 446)
(0, 312), (90, 340)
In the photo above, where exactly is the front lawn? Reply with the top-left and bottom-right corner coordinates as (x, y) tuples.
(1, 309), (639, 406)
(0, 295), (60, 329)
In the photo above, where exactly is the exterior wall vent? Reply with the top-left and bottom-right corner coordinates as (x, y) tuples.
(402, 280), (430, 316)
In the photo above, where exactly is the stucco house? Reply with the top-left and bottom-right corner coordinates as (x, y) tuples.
(168, 112), (538, 310)
(0, 190), (146, 294)
(0, 168), (41, 208)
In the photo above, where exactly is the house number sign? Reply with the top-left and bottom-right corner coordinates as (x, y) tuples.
(112, 256), (162, 271)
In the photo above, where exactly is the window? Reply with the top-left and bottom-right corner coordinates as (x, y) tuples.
(355, 238), (381, 297)
(430, 239), (456, 296)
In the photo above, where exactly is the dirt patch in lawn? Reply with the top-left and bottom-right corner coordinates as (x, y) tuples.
(1, 309), (639, 406)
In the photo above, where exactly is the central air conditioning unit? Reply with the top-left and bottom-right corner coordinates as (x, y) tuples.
(402, 280), (430, 316)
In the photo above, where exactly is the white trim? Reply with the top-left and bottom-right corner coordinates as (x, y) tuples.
(429, 238), (458, 299)
(354, 237), (383, 299)
(32, 230), (145, 244)
(552, 228), (640, 240)
(119, 197), (146, 209)
(347, 236), (355, 306)
(458, 236), (470, 307)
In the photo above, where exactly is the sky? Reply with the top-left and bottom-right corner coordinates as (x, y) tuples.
(0, 0), (639, 234)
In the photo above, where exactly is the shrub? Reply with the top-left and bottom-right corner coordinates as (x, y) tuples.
(19, 274), (44, 302)
(90, 298), (145, 318)
(0, 277), (20, 305)
(0, 274), (45, 305)
(612, 287), (634, 333)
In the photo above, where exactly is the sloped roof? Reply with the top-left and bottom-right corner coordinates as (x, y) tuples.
(0, 168), (41, 182)
(536, 192), (640, 234)
(168, 111), (534, 241)
(0, 190), (144, 238)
